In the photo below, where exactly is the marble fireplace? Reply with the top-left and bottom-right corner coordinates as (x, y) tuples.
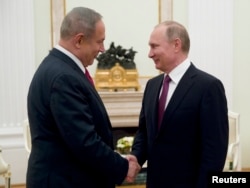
(98, 91), (143, 147)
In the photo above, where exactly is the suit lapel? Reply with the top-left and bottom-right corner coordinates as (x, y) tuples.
(158, 64), (197, 132)
(49, 48), (106, 107)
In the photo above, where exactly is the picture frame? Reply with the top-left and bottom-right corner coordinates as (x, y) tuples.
(50, 0), (66, 47)
(159, 0), (173, 23)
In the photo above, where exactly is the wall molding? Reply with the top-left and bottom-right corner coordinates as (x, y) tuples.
(0, 127), (24, 149)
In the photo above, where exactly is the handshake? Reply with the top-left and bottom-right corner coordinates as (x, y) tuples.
(125, 154), (141, 183)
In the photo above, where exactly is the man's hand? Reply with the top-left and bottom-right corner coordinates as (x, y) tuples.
(125, 154), (141, 183)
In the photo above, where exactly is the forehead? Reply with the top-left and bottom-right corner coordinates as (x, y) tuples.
(149, 25), (167, 44)
(152, 25), (166, 38)
(92, 20), (105, 40)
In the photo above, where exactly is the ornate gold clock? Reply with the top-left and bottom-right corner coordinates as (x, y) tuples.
(95, 42), (140, 91)
(95, 63), (140, 91)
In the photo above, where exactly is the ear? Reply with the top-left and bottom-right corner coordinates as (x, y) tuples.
(173, 38), (182, 52)
(74, 33), (84, 48)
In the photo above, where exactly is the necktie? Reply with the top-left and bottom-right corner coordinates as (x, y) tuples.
(85, 68), (94, 86)
(158, 75), (171, 129)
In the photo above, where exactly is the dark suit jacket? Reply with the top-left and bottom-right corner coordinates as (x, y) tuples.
(27, 48), (128, 188)
(131, 64), (229, 188)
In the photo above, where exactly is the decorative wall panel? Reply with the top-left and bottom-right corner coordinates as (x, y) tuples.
(188, 0), (233, 108)
(0, 0), (35, 135)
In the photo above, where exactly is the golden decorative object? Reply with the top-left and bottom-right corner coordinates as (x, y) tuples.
(95, 63), (140, 91)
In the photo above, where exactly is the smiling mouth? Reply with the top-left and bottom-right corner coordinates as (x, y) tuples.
(154, 59), (159, 63)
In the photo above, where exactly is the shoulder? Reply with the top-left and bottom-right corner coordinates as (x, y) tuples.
(188, 63), (222, 84)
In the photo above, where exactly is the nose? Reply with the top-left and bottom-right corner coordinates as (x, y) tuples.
(99, 44), (105, 53)
(148, 49), (153, 58)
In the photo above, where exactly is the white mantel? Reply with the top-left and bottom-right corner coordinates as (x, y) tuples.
(99, 91), (143, 128)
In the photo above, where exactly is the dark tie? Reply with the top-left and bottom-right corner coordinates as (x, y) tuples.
(85, 68), (94, 86)
(158, 75), (171, 129)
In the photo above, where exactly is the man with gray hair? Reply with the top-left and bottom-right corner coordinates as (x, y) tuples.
(27, 7), (140, 188)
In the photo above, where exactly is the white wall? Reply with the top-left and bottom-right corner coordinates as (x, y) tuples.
(0, 0), (35, 185)
(34, 0), (51, 69)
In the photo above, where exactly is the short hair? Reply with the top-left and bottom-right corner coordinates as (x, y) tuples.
(60, 7), (103, 39)
(159, 20), (190, 54)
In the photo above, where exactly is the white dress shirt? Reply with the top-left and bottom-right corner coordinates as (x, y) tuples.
(54, 44), (86, 74)
(162, 58), (191, 109)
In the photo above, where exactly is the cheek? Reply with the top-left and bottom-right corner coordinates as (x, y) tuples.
(90, 44), (100, 54)
(155, 49), (165, 58)
(86, 46), (96, 56)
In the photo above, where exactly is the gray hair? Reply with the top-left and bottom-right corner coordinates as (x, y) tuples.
(159, 20), (190, 54)
(60, 7), (102, 39)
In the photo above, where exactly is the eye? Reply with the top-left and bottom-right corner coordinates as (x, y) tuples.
(97, 40), (104, 45)
(150, 44), (157, 49)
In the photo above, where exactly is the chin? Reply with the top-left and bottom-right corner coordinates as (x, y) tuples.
(155, 64), (161, 70)
(88, 61), (94, 66)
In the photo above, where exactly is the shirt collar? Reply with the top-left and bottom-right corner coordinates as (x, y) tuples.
(54, 44), (86, 74)
(167, 58), (191, 84)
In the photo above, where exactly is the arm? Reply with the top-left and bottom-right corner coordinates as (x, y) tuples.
(50, 74), (129, 184)
(197, 79), (229, 187)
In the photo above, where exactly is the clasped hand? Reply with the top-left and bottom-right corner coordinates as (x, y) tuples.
(125, 154), (141, 183)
